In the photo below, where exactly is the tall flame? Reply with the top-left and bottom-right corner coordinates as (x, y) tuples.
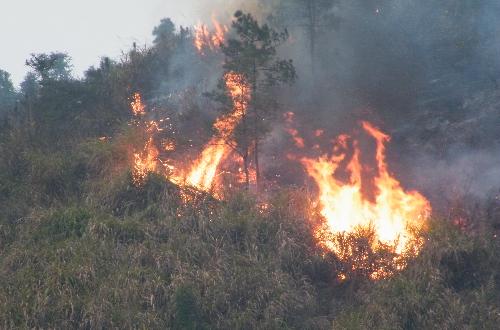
(130, 92), (146, 116)
(129, 93), (161, 186)
(128, 73), (251, 196)
(174, 72), (251, 196)
(194, 15), (228, 54)
(299, 122), (431, 279)
(133, 137), (159, 185)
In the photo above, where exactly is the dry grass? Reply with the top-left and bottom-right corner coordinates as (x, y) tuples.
(1, 131), (500, 329)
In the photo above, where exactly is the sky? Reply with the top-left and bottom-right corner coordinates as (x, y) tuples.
(0, 0), (215, 87)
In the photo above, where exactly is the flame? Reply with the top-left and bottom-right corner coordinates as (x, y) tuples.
(133, 137), (159, 185)
(130, 92), (146, 116)
(211, 16), (227, 47)
(128, 72), (251, 197)
(299, 122), (431, 279)
(284, 112), (305, 148)
(171, 72), (251, 196)
(129, 92), (161, 186)
(194, 15), (228, 54)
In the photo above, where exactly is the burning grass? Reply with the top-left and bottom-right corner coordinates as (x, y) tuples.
(0, 121), (499, 328)
(284, 121), (432, 279)
(128, 87), (432, 281)
(129, 71), (251, 198)
(1, 162), (500, 329)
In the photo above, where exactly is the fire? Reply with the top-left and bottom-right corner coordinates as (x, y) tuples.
(171, 72), (251, 196)
(299, 122), (431, 279)
(194, 15), (228, 54)
(162, 139), (176, 152)
(130, 92), (146, 116)
(127, 94), (429, 280)
(133, 137), (159, 185)
(129, 92), (161, 186)
(284, 112), (305, 148)
(284, 112), (305, 149)
(127, 73), (251, 197)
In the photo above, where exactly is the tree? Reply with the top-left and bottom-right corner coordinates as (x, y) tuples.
(269, 0), (338, 78)
(152, 18), (176, 46)
(0, 69), (17, 111)
(214, 11), (296, 189)
(19, 72), (39, 131)
(20, 72), (39, 97)
(25, 52), (73, 82)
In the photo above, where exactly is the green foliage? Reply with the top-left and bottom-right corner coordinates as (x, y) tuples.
(20, 71), (39, 93)
(0, 69), (17, 111)
(153, 18), (176, 46)
(222, 11), (296, 85)
(211, 11), (296, 186)
(93, 171), (182, 218)
(26, 52), (73, 82)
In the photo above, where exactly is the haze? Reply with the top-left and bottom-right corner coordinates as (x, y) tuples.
(1, 0), (216, 86)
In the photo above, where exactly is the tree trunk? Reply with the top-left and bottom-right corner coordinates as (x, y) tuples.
(252, 61), (260, 191)
(243, 152), (250, 190)
(254, 139), (260, 191)
(27, 97), (34, 138)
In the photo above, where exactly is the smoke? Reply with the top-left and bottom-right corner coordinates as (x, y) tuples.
(265, 0), (500, 208)
(152, 0), (500, 209)
(177, 0), (274, 24)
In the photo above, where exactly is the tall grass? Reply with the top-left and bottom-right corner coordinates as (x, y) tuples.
(1, 130), (499, 329)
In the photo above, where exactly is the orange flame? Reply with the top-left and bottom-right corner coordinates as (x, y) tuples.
(128, 73), (251, 196)
(129, 92), (161, 186)
(133, 137), (159, 185)
(162, 139), (176, 152)
(284, 112), (305, 148)
(171, 72), (251, 197)
(299, 122), (431, 279)
(194, 15), (228, 54)
(130, 92), (146, 116)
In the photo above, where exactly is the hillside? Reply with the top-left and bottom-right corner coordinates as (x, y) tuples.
(2, 1), (500, 329)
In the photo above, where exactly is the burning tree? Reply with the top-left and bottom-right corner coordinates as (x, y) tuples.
(212, 11), (297, 190)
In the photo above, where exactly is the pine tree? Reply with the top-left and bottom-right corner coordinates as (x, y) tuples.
(214, 11), (296, 190)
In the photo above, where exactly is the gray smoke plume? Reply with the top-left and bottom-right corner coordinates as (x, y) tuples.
(159, 0), (500, 212)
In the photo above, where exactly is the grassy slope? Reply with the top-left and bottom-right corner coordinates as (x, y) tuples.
(1, 133), (500, 329)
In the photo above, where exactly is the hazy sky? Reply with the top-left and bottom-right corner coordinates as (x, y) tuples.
(1, 0), (217, 86)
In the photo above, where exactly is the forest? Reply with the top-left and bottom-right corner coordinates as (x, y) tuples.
(1, 0), (500, 328)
